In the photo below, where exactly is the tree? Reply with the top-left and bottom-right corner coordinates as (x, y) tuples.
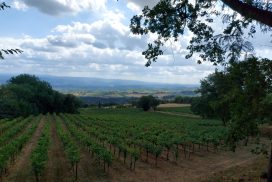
(130, 1), (272, 180)
(225, 58), (272, 146)
(194, 57), (272, 134)
(130, 0), (272, 66)
(0, 2), (23, 59)
(137, 95), (160, 111)
(174, 96), (193, 104)
(0, 74), (81, 118)
(191, 70), (232, 125)
(191, 96), (215, 118)
(260, 93), (272, 123)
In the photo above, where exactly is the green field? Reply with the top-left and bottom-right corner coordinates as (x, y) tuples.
(157, 106), (193, 114)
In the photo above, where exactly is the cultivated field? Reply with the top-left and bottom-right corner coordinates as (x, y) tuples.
(0, 107), (267, 182)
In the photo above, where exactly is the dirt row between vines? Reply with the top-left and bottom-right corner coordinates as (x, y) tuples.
(42, 116), (73, 182)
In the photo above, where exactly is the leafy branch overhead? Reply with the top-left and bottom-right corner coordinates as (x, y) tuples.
(0, 2), (10, 10)
(130, 0), (272, 66)
(0, 49), (23, 59)
(0, 2), (23, 59)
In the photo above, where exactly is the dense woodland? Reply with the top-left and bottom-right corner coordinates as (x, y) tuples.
(0, 74), (81, 118)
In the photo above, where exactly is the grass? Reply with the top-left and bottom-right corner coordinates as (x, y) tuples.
(157, 106), (193, 114)
(205, 156), (267, 182)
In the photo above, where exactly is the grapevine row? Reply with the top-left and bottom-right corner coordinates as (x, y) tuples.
(60, 114), (113, 172)
(31, 115), (50, 182)
(54, 114), (80, 179)
(0, 115), (41, 177)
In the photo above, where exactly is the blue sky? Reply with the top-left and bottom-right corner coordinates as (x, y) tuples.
(0, 0), (271, 84)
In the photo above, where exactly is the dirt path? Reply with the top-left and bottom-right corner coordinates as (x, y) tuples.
(42, 116), (74, 182)
(3, 116), (46, 182)
(156, 111), (201, 119)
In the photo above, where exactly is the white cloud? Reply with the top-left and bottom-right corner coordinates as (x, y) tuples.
(126, 2), (141, 13)
(0, 0), (219, 84)
(11, 0), (107, 16)
(12, 1), (28, 10)
(126, 0), (159, 9)
(0, 31), (214, 84)
(53, 11), (146, 51)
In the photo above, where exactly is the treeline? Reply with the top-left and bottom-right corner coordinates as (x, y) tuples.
(172, 96), (194, 104)
(190, 57), (272, 146)
(0, 74), (81, 118)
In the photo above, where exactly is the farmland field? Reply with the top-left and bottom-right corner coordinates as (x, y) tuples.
(157, 105), (193, 114)
(0, 108), (267, 182)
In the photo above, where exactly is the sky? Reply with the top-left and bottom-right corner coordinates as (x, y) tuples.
(0, 0), (271, 84)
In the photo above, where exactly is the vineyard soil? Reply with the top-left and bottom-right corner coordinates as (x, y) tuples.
(42, 117), (73, 182)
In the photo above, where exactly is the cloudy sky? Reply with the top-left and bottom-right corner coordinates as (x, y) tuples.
(0, 0), (271, 84)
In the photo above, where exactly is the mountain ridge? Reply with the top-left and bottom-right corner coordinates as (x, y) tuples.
(0, 74), (198, 91)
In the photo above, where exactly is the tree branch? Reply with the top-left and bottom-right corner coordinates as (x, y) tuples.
(221, 0), (272, 27)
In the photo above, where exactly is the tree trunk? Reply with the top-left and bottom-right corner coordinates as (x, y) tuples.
(75, 163), (78, 180)
(267, 143), (272, 182)
(183, 145), (187, 158)
(124, 153), (126, 164)
(35, 172), (39, 182)
(130, 156), (133, 170)
(221, 0), (272, 27)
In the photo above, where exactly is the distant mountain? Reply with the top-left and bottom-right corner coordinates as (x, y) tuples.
(0, 74), (198, 91)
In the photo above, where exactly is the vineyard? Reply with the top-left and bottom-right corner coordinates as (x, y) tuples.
(0, 107), (266, 182)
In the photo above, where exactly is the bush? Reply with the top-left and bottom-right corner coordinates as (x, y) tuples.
(137, 95), (159, 111)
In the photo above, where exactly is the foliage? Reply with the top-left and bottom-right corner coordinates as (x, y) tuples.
(157, 106), (193, 114)
(31, 118), (50, 181)
(259, 93), (272, 124)
(174, 96), (194, 104)
(0, 49), (23, 59)
(0, 2), (23, 59)
(0, 116), (40, 177)
(130, 0), (272, 66)
(191, 57), (272, 149)
(0, 2), (9, 10)
(191, 70), (232, 123)
(137, 95), (160, 111)
(0, 74), (81, 118)
(60, 108), (227, 169)
(55, 114), (80, 179)
(60, 114), (113, 171)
